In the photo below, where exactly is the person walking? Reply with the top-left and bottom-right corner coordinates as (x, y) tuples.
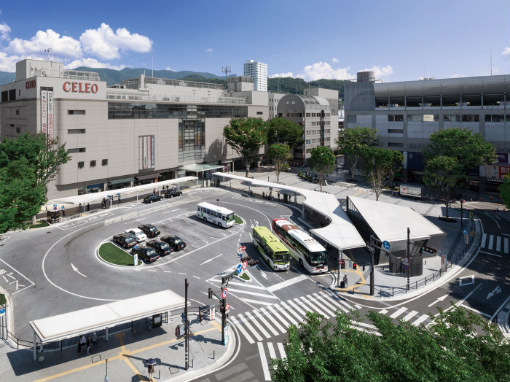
(147, 358), (156, 381)
(86, 335), (92, 355)
(78, 335), (86, 353)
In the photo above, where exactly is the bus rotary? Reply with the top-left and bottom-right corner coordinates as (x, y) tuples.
(252, 226), (290, 271)
(272, 218), (328, 274)
(197, 202), (235, 228)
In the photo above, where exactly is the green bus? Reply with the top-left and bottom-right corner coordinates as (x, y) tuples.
(252, 226), (290, 271)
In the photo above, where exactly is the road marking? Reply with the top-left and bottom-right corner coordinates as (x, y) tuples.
(265, 305), (290, 328)
(461, 304), (491, 318)
(479, 250), (502, 257)
(272, 303), (299, 325)
(238, 298), (276, 305)
(257, 342), (271, 381)
(230, 316), (254, 344)
(70, 263), (87, 278)
(504, 237), (509, 254)
(245, 311), (272, 338)
(496, 236), (501, 252)
(0, 258), (35, 295)
(412, 314), (429, 326)
(459, 275), (475, 286)
(258, 307), (286, 333)
(487, 285), (502, 300)
(481, 233), (487, 248)
(277, 342), (287, 360)
(389, 306), (407, 319)
(380, 309), (388, 314)
(402, 310), (418, 322)
(200, 253), (224, 265)
(280, 301), (304, 322)
(267, 274), (308, 292)
(488, 235), (494, 250)
(252, 310), (280, 336)
(297, 295), (331, 318)
(267, 342), (277, 359)
(238, 313), (264, 341)
(427, 294), (448, 307)
(436, 284), (482, 317)
(227, 288), (280, 298)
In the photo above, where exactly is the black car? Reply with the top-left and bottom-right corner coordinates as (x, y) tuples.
(143, 194), (162, 203)
(163, 189), (182, 198)
(146, 240), (173, 256)
(131, 246), (160, 263)
(113, 233), (136, 249)
(138, 224), (160, 238)
(160, 235), (187, 251)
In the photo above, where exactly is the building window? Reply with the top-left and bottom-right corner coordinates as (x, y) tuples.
(346, 115), (355, 123)
(78, 161), (84, 168)
(68, 129), (86, 134)
(388, 129), (404, 134)
(68, 148), (86, 153)
(16, 127), (21, 133)
(16, 109), (20, 115)
(444, 114), (461, 122)
(388, 142), (404, 148)
(462, 114), (480, 122)
(90, 160), (96, 167)
(68, 110), (86, 115)
(256, 111), (263, 115)
(102, 159), (108, 166)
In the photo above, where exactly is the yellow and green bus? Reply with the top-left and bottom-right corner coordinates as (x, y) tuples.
(252, 226), (290, 271)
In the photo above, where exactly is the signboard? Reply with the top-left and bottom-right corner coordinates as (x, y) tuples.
(225, 303), (230, 312)
(242, 260), (248, 270)
(133, 254), (138, 267)
(210, 306), (215, 320)
(236, 264), (243, 275)
(238, 246), (246, 252)
(382, 241), (390, 251)
(0, 308), (5, 317)
(47, 90), (54, 140)
(402, 257), (409, 265)
(41, 90), (47, 134)
(222, 288), (228, 299)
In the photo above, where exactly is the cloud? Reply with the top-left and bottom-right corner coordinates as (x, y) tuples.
(205, 48), (213, 53)
(65, 57), (125, 70)
(0, 51), (20, 71)
(361, 65), (393, 79)
(270, 72), (295, 78)
(300, 62), (355, 81)
(8, 29), (82, 58)
(80, 23), (152, 60)
(502, 47), (510, 56)
(332, 57), (338, 63)
(0, 23), (10, 40)
(165, 66), (173, 71)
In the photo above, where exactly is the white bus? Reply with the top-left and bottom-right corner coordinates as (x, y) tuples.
(272, 218), (328, 274)
(197, 202), (235, 228)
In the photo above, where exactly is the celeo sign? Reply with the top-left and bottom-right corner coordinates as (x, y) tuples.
(63, 82), (99, 94)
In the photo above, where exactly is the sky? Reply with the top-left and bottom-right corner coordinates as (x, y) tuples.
(0, 1), (509, 82)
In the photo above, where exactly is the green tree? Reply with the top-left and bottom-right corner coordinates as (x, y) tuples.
(272, 308), (510, 382)
(423, 156), (460, 220)
(267, 144), (291, 184)
(337, 126), (377, 179)
(308, 146), (336, 192)
(267, 117), (304, 150)
(223, 118), (268, 177)
(362, 147), (403, 201)
(500, 174), (510, 208)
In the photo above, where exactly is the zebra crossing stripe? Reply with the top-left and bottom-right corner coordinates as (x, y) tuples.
(330, 293), (358, 310)
(273, 303), (300, 326)
(402, 310), (418, 322)
(238, 313), (264, 342)
(301, 295), (335, 317)
(505, 237), (509, 254)
(284, 299), (307, 317)
(252, 310), (280, 336)
(226, 288), (280, 298)
(277, 342), (287, 360)
(380, 309), (388, 314)
(317, 292), (350, 313)
(267, 342), (277, 359)
(352, 321), (378, 330)
(488, 235), (494, 250)
(245, 311), (272, 339)
(257, 342), (272, 381)
(280, 301), (305, 322)
(412, 314), (429, 326)
(240, 298), (277, 305)
(390, 306), (408, 319)
(481, 233), (487, 248)
(230, 316), (255, 344)
(259, 307), (286, 333)
(496, 236), (501, 252)
(265, 305), (291, 328)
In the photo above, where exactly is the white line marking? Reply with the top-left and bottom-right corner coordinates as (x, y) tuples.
(284, 299), (307, 317)
(306, 294), (336, 317)
(380, 309), (388, 314)
(504, 237), (509, 254)
(257, 342), (271, 381)
(200, 253), (224, 265)
(459, 275), (475, 286)
(230, 317), (254, 344)
(496, 236), (501, 252)
(237, 314), (264, 341)
(277, 342), (287, 359)
(481, 233), (487, 248)
(479, 251), (502, 257)
(488, 235), (494, 250)
(238, 298), (277, 305)
(259, 307), (286, 333)
(227, 288), (279, 298)
(267, 342), (277, 360)
(267, 274), (308, 292)
(245, 311), (271, 339)
(317, 292), (350, 313)
(402, 310), (418, 322)
(435, 284), (482, 317)
(264, 305), (290, 329)
(222, 281), (267, 290)
(412, 314), (429, 326)
(280, 301), (304, 322)
(296, 296), (331, 318)
(461, 304), (490, 318)
(252, 310), (280, 336)
(389, 306), (407, 319)
(272, 304), (299, 326)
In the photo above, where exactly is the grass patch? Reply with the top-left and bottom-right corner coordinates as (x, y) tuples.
(0, 293), (5, 305)
(234, 215), (243, 224)
(29, 220), (49, 229)
(99, 243), (141, 266)
(240, 272), (250, 280)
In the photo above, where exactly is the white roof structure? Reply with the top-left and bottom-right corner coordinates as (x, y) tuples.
(30, 290), (184, 343)
(213, 173), (366, 251)
(348, 196), (444, 242)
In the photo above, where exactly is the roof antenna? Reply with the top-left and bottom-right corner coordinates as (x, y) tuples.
(44, 48), (52, 61)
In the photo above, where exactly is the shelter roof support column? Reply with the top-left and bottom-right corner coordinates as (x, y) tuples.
(33, 331), (37, 361)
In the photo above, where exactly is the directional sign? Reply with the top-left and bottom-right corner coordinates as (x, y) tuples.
(242, 260), (248, 270)
(0, 308), (5, 317)
(225, 303), (230, 312)
(382, 241), (390, 251)
(236, 264), (243, 275)
(222, 288), (228, 299)
(53, 204), (57, 211)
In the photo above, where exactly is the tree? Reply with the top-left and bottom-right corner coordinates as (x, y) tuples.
(337, 126), (377, 179)
(267, 117), (304, 150)
(267, 144), (291, 184)
(423, 156), (460, 220)
(0, 133), (70, 194)
(362, 147), (403, 201)
(271, 308), (510, 382)
(500, 174), (510, 209)
(308, 146), (335, 192)
(223, 118), (268, 177)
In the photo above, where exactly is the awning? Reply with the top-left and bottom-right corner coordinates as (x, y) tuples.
(108, 177), (134, 185)
(135, 173), (161, 181)
(179, 164), (224, 173)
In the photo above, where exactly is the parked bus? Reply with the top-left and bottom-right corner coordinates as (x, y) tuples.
(272, 218), (328, 274)
(252, 226), (290, 271)
(197, 202), (235, 228)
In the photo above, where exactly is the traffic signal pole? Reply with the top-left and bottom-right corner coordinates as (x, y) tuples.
(184, 279), (189, 370)
(221, 276), (227, 345)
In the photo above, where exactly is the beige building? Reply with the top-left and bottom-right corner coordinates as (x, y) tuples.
(1, 59), (268, 199)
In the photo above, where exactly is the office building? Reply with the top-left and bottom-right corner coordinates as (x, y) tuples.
(244, 60), (268, 92)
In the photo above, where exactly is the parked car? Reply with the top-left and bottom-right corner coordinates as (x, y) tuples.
(113, 233), (136, 249)
(163, 189), (182, 198)
(160, 235), (187, 251)
(131, 246), (160, 263)
(125, 228), (147, 242)
(146, 240), (173, 256)
(143, 194), (162, 203)
(138, 224), (160, 238)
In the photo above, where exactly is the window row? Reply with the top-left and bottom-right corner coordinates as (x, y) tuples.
(77, 159), (108, 168)
(108, 103), (248, 119)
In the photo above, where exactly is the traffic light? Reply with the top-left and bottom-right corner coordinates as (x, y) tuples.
(340, 259), (345, 269)
(208, 288), (213, 299)
(353, 262), (357, 270)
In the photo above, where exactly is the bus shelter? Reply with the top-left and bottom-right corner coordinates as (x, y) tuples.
(29, 290), (184, 361)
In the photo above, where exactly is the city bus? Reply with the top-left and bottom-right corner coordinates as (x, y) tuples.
(197, 202), (235, 228)
(252, 226), (290, 271)
(272, 218), (328, 274)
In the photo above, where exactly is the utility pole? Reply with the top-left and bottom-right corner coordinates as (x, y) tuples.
(406, 227), (410, 291)
(222, 66), (231, 89)
(460, 199), (463, 228)
(184, 279), (189, 370)
(208, 270), (235, 345)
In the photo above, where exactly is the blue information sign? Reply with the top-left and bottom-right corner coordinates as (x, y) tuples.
(236, 264), (243, 275)
(382, 241), (390, 251)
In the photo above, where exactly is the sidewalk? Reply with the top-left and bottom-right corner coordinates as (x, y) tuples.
(0, 313), (236, 382)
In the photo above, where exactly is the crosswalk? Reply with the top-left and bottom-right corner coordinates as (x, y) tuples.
(258, 342), (286, 381)
(208, 275), (279, 306)
(230, 291), (432, 345)
(480, 234), (509, 254)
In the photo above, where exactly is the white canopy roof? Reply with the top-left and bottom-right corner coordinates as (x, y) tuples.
(30, 290), (184, 343)
(214, 173), (366, 251)
(348, 196), (444, 242)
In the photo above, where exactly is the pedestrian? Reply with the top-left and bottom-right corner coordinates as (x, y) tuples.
(147, 358), (156, 381)
(86, 335), (92, 355)
(79, 203), (82, 212)
(78, 335), (86, 353)
(118, 195), (121, 204)
(91, 332), (97, 345)
(87, 203), (90, 211)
